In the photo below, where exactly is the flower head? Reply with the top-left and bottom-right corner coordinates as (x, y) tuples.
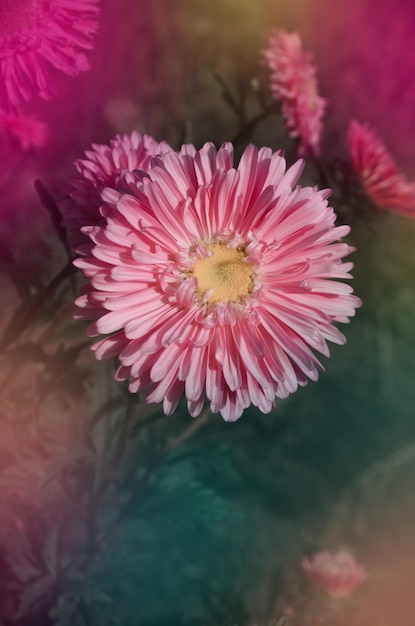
(348, 120), (415, 217)
(0, 0), (100, 113)
(64, 130), (172, 252)
(262, 30), (326, 158)
(74, 142), (360, 422)
(302, 550), (367, 598)
(0, 112), (48, 149)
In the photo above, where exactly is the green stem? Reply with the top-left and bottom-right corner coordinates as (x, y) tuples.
(231, 102), (281, 145)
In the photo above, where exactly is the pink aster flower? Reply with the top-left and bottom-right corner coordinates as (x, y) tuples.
(302, 550), (367, 598)
(348, 119), (415, 217)
(63, 130), (172, 253)
(0, 112), (48, 149)
(262, 30), (326, 158)
(74, 142), (360, 422)
(0, 0), (100, 113)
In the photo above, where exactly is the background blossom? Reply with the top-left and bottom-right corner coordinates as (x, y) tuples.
(262, 30), (326, 158)
(348, 119), (415, 217)
(0, 0), (100, 112)
(302, 549), (367, 598)
(63, 130), (172, 252)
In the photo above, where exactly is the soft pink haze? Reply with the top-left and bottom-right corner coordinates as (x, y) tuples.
(0, 113), (48, 149)
(73, 141), (360, 422)
(302, 549), (367, 598)
(262, 30), (326, 158)
(348, 119), (415, 218)
(0, 0), (100, 113)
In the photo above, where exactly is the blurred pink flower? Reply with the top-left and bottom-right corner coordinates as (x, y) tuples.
(0, 0), (100, 113)
(0, 113), (48, 149)
(302, 549), (367, 598)
(262, 30), (326, 158)
(283, 605), (294, 617)
(74, 142), (360, 422)
(64, 131), (171, 253)
(348, 119), (415, 217)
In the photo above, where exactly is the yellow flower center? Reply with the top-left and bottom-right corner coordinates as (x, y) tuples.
(191, 243), (253, 304)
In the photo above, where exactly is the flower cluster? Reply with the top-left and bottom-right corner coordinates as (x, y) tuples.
(67, 136), (361, 422)
(262, 30), (326, 158)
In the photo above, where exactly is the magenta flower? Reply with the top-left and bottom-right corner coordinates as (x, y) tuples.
(302, 550), (367, 598)
(262, 30), (326, 158)
(64, 131), (172, 253)
(0, 0), (100, 113)
(0, 113), (48, 149)
(74, 142), (360, 422)
(348, 120), (415, 217)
